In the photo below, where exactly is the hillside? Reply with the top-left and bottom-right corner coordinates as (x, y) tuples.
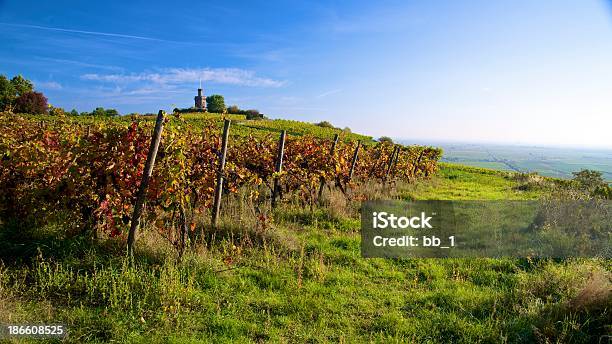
(19, 112), (373, 143)
(1, 161), (608, 342)
(0, 113), (609, 343)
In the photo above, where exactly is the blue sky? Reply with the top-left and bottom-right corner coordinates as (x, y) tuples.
(1, 0), (612, 148)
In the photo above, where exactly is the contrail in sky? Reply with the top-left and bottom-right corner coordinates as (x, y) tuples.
(0, 22), (180, 42)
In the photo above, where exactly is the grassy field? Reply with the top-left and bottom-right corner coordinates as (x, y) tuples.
(1, 162), (609, 343)
(402, 163), (544, 200)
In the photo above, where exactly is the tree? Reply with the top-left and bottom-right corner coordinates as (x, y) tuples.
(244, 109), (264, 120)
(315, 121), (335, 128)
(227, 105), (241, 114)
(0, 75), (16, 111)
(69, 109), (79, 116)
(206, 94), (226, 113)
(14, 91), (48, 114)
(91, 107), (106, 116)
(0, 74), (37, 112)
(105, 108), (119, 117)
(90, 107), (119, 116)
(10, 75), (33, 96)
(571, 169), (611, 199)
(49, 105), (66, 116)
(572, 169), (605, 191)
(378, 136), (394, 144)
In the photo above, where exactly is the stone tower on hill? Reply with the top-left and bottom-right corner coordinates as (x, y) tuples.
(194, 85), (206, 110)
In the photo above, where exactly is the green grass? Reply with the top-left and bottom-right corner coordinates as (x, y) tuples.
(400, 163), (543, 200)
(452, 161), (514, 171)
(1, 163), (609, 343)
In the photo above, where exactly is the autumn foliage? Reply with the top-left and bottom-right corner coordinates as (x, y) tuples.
(0, 113), (441, 240)
(14, 91), (48, 115)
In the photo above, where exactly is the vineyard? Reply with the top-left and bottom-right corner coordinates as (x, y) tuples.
(16, 112), (374, 142)
(0, 111), (441, 252)
(1, 111), (609, 343)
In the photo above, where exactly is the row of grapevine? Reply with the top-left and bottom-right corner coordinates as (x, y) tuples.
(0, 112), (442, 246)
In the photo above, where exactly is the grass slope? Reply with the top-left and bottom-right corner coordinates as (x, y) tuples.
(1, 163), (609, 343)
(404, 163), (543, 200)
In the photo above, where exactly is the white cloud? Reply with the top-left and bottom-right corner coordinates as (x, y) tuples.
(82, 68), (285, 88)
(316, 88), (342, 98)
(35, 81), (63, 90)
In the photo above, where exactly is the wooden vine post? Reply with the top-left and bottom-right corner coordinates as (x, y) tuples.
(369, 147), (383, 177)
(384, 146), (399, 181)
(391, 146), (401, 178)
(330, 133), (339, 154)
(211, 119), (231, 228)
(271, 130), (286, 208)
(412, 148), (425, 178)
(127, 110), (165, 256)
(348, 141), (361, 182)
(318, 133), (339, 202)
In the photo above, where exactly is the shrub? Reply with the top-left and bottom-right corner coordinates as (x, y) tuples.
(90, 107), (119, 117)
(227, 105), (241, 114)
(174, 107), (205, 114)
(315, 121), (335, 128)
(378, 136), (394, 144)
(572, 169), (605, 192)
(49, 105), (66, 116)
(225, 105), (265, 119)
(593, 185), (611, 199)
(14, 91), (48, 114)
(105, 109), (119, 117)
(91, 107), (105, 116)
(244, 109), (264, 120)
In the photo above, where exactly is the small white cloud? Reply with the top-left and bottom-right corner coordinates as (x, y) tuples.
(316, 88), (342, 98)
(35, 81), (63, 90)
(82, 67), (285, 88)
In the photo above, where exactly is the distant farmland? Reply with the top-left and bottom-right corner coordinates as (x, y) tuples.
(398, 141), (612, 181)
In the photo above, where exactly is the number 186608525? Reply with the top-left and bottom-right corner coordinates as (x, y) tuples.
(2, 324), (66, 338)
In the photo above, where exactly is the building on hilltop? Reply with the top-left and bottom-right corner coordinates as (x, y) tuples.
(194, 86), (206, 110)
